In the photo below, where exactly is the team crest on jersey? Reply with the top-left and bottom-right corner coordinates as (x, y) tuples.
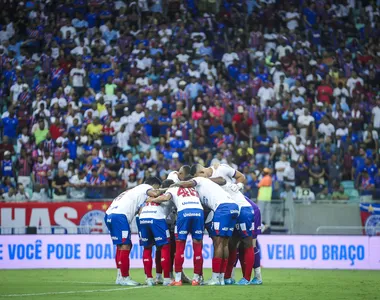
(365, 215), (380, 236)
(79, 210), (108, 234)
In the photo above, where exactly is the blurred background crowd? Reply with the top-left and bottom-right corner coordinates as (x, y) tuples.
(0, 0), (379, 203)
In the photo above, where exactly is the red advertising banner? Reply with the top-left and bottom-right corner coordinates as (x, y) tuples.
(0, 202), (110, 234)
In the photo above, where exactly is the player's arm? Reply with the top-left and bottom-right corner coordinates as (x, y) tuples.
(209, 176), (227, 186)
(147, 189), (165, 198)
(147, 193), (172, 204)
(234, 170), (246, 184)
(171, 180), (196, 188)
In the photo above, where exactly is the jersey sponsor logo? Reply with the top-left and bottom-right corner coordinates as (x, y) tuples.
(141, 238), (149, 242)
(139, 219), (154, 224)
(79, 210), (107, 234)
(154, 237), (163, 241)
(182, 201), (201, 206)
(194, 230), (203, 234)
(141, 210), (157, 214)
(179, 231), (187, 234)
(183, 212), (201, 217)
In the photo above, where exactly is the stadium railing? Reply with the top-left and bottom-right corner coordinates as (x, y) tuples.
(316, 226), (379, 236)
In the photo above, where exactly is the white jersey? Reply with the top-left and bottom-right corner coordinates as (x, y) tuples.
(167, 171), (180, 183)
(210, 164), (250, 209)
(106, 184), (152, 223)
(139, 201), (172, 220)
(192, 177), (235, 211)
(166, 186), (203, 212)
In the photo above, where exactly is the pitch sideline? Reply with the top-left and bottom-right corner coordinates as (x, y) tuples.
(1, 285), (150, 297)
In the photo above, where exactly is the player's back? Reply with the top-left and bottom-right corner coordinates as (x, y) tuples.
(167, 171), (180, 183)
(211, 163), (235, 184)
(166, 186), (203, 212)
(140, 200), (171, 220)
(193, 177), (235, 211)
(106, 184), (153, 223)
(211, 164), (250, 209)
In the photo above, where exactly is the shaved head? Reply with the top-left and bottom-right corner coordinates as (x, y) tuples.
(190, 164), (209, 177)
(178, 165), (191, 181)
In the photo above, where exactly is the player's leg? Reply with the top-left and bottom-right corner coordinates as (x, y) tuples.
(251, 239), (263, 285)
(190, 210), (204, 285)
(235, 207), (255, 285)
(139, 219), (155, 286)
(105, 214), (121, 284)
(172, 211), (188, 285)
(220, 203), (239, 285)
(152, 219), (172, 286)
(224, 235), (240, 284)
(108, 214), (138, 286)
(155, 249), (163, 284)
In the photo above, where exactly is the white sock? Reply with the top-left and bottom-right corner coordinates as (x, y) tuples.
(156, 273), (162, 279)
(117, 269), (121, 278)
(254, 267), (262, 280)
(220, 273), (225, 281)
(212, 272), (219, 280)
(193, 274), (200, 281)
(175, 272), (182, 282)
(164, 278), (172, 283)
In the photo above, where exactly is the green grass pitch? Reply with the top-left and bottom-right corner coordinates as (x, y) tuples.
(0, 269), (379, 300)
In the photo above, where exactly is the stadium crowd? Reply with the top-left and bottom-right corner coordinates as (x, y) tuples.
(0, 0), (379, 202)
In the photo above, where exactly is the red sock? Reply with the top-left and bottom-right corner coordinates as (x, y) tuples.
(239, 249), (246, 277)
(212, 257), (222, 273)
(119, 249), (130, 277)
(221, 258), (228, 274)
(161, 244), (171, 278)
(243, 247), (254, 281)
(224, 249), (237, 279)
(174, 240), (185, 273)
(155, 249), (162, 274)
(115, 248), (120, 269)
(170, 236), (176, 273)
(193, 242), (203, 275)
(143, 248), (153, 278)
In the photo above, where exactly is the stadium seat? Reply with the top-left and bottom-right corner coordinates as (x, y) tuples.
(341, 181), (355, 190)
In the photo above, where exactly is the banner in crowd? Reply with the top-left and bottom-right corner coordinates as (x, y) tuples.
(0, 202), (109, 234)
(0, 235), (379, 270)
(359, 203), (380, 236)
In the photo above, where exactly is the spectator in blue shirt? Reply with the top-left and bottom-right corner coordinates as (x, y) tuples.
(228, 59), (240, 81)
(2, 108), (18, 142)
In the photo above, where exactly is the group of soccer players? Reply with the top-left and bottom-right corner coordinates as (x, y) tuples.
(105, 163), (263, 286)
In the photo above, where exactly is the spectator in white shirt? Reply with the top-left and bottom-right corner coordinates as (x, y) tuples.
(275, 154), (290, 183)
(222, 50), (239, 68)
(333, 82), (349, 103)
(69, 61), (86, 96)
(283, 160), (296, 187)
(346, 72), (364, 96)
(371, 99), (380, 130)
(258, 81), (275, 108)
(318, 117), (335, 138)
(284, 6), (300, 31)
(297, 109), (315, 139)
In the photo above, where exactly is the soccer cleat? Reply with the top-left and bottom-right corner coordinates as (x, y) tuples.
(235, 278), (250, 285)
(119, 277), (140, 286)
(163, 279), (174, 286)
(250, 278), (263, 285)
(155, 274), (163, 284)
(181, 272), (191, 284)
(192, 278), (202, 286)
(224, 278), (235, 285)
(169, 280), (183, 286)
(205, 278), (221, 286)
(146, 278), (155, 286)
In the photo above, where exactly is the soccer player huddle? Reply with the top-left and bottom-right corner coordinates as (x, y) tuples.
(105, 163), (263, 286)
